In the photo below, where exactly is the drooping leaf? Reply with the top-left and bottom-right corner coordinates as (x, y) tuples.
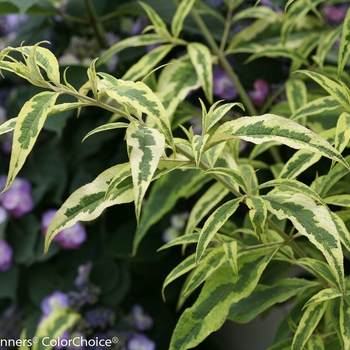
(187, 42), (213, 104)
(82, 122), (129, 142)
(338, 6), (350, 78)
(215, 114), (350, 170)
(171, 0), (196, 38)
(44, 164), (134, 254)
(5, 91), (59, 191)
(126, 122), (165, 224)
(291, 301), (328, 350)
(263, 193), (345, 292)
(0, 117), (16, 135)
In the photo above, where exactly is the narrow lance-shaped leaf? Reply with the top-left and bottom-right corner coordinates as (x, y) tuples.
(5, 91), (59, 191)
(87, 58), (99, 99)
(0, 118), (16, 135)
(291, 301), (328, 350)
(247, 196), (267, 241)
(187, 42), (213, 104)
(44, 164), (134, 254)
(172, 0), (196, 38)
(286, 79), (307, 114)
(335, 112), (350, 153)
(331, 212), (350, 255)
(126, 122), (165, 224)
(216, 114), (350, 171)
(339, 296), (350, 349)
(303, 288), (341, 309)
(192, 134), (210, 168)
(263, 193), (345, 292)
(338, 6), (350, 78)
(196, 197), (243, 263)
(82, 122), (129, 142)
(223, 240), (238, 275)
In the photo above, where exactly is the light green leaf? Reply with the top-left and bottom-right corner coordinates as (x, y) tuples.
(192, 134), (210, 168)
(335, 112), (350, 153)
(228, 278), (318, 324)
(82, 122), (129, 142)
(303, 288), (341, 309)
(263, 193), (345, 292)
(232, 5), (275, 22)
(286, 79), (307, 114)
(87, 58), (99, 99)
(279, 150), (321, 179)
(158, 232), (201, 251)
(331, 212), (350, 254)
(0, 117), (16, 135)
(223, 240), (238, 275)
(324, 194), (350, 208)
(5, 91), (59, 191)
(122, 44), (174, 81)
(196, 197), (243, 263)
(97, 34), (166, 67)
(44, 164), (134, 254)
(126, 122), (165, 224)
(338, 6), (350, 78)
(249, 141), (281, 160)
(171, 0), (196, 38)
(187, 42), (213, 104)
(247, 195), (267, 240)
(216, 114), (350, 171)
(291, 301), (328, 350)
(306, 335), (325, 350)
(48, 102), (89, 116)
(339, 296), (350, 349)
(19, 329), (30, 350)
(0, 60), (32, 84)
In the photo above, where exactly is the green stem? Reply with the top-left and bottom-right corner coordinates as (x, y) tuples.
(190, 8), (258, 116)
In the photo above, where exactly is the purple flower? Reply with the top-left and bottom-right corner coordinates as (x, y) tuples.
(323, 4), (349, 24)
(0, 176), (34, 217)
(0, 239), (13, 272)
(41, 209), (87, 249)
(248, 79), (269, 106)
(132, 305), (153, 331)
(41, 291), (69, 316)
(129, 16), (150, 36)
(74, 261), (93, 289)
(127, 334), (155, 350)
(213, 66), (238, 100)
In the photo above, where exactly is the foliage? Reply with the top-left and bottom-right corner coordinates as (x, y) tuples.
(1, 0), (350, 349)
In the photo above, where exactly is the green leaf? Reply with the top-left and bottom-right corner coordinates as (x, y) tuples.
(303, 288), (341, 309)
(232, 5), (275, 22)
(171, 0), (196, 38)
(44, 164), (134, 254)
(158, 232), (201, 251)
(246, 195), (267, 240)
(216, 114), (350, 170)
(196, 197), (243, 263)
(228, 278), (318, 324)
(263, 193), (345, 292)
(82, 122), (129, 142)
(286, 79), (307, 114)
(291, 301), (328, 350)
(192, 134), (210, 168)
(279, 150), (321, 179)
(338, 7), (350, 78)
(335, 112), (350, 153)
(306, 335), (325, 350)
(187, 42), (213, 104)
(324, 194), (350, 208)
(122, 44), (174, 81)
(0, 117), (16, 135)
(5, 91), (59, 191)
(97, 34), (167, 67)
(331, 212), (350, 254)
(339, 296), (350, 349)
(170, 249), (276, 350)
(223, 240), (238, 275)
(1, 0), (41, 14)
(126, 122), (165, 224)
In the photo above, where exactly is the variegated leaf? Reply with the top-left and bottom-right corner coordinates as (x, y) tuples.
(339, 296), (350, 349)
(87, 58), (99, 99)
(303, 288), (341, 309)
(183, 246), (227, 296)
(223, 240), (238, 275)
(331, 212), (350, 254)
(158, 232), (201, 251)
(249, 141), (280, 160)
(126, 122), (165, 224)
(170, 249), (276, 350)
(246, 196), (267, 241)
(196, 197), (243, 263)
(0, 117), (16, 135)
(338, 6), (350, 78)
(228, 278), (319, 324)
(306, 335), (325, 350)
(49, 102), (89, 116)
(324, 194), (350, 208)
(171, 0), (196, 38)
(122, 44), (174, 81)
(291, 301), (328, 350)
(239, 163), (259, 194)
(44, 164), (134, 254)
(185, 182), (229, 238)
(192, 134), (210, 168)
(279, 150), (321, 179)
(187, 42), (213, 104)
(5, 91), (59, 191)
(232, 5), (275, 22)
(297, 70), (350, 108)
(263, 193), (345, 292)
(291, 96), (340, 122)
(82, 122), (129, 142)
(216, 114), (350, 171)
(286, 79), (307, 114)
(335, 112), (350, 153)
(97, 34), (166, 67)
(156, 55), (201, 118)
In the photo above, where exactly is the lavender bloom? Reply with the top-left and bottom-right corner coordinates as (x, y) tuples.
(130, 16), (150, 36)
(323, 4), (349, 24)
(0, 176), (34, 217)
(127, 334), (155, 350)
(0, 207), (7, 225)
(74, 261), (93, 289)
(170, 212), (189, 230)
(132, 305), (153, 331)
(41, 209), (87, 249)
(0, 239), (13, 272)
(248, 79), (269, 106)
(213, 66), (238, 100)
(41, 291), (69, 316)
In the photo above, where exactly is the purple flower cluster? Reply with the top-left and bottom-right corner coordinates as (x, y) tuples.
(41, 209), (87, 249)
(248, 79), (269, 106)
(0, 239), (12, 272)
(323, 4), (349, 24)
(213, 66), (238, 100)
